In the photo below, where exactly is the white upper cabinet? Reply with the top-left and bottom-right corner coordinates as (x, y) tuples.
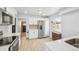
(29, 19), (34, 25)
(33, 19), (37, 25)
(29, 17), (37, 25)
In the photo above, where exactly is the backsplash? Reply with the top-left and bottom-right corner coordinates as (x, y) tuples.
(0, 25), (12, 35)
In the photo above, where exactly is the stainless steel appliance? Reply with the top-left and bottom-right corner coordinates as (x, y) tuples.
(0, 37), (13, 47)
(2, 37), (12, 45)
(0, 36), (19, 51)
(38, 21), (44, 39)
(12, 25), (16, 33)
(0, 31), (3, 38)
(2, 12), (13, 24)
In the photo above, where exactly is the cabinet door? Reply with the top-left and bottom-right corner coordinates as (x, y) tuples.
(29, 19), (33, 25)
(29, 30), (34, 39)
(35, 30), (38, 38)
(33, 19), (37, 25)
(29, 30), (38, 39)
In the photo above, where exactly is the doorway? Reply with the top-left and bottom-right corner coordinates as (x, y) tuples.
(20, 21), (26, 38)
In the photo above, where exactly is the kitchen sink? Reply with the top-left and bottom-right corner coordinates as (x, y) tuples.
(65, 38), (79, 48)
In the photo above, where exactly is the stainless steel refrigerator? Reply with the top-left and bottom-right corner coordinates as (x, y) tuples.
(38, 21), (44, 39)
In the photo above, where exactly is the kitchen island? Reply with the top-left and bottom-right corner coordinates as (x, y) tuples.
(45, 35), (79, 51)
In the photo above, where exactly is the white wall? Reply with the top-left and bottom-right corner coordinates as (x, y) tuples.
(61, 10), (79, 38)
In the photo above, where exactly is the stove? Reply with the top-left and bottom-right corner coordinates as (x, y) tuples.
(0, 37), (14, 46)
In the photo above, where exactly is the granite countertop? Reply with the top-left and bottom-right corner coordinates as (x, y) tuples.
(46, 35), (79, 51)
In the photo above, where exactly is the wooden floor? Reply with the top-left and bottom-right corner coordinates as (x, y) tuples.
(19, 35), (52, 51)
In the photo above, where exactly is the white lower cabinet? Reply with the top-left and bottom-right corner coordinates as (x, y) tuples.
(29, 29), (38, 39)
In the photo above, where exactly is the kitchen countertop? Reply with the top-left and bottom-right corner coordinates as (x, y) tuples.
(0, 33), (20, 51)
(46, 35), (79, 51)
(0, 33), (20, 38)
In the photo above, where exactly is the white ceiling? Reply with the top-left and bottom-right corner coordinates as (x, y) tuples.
(14, 7), (61, 16)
